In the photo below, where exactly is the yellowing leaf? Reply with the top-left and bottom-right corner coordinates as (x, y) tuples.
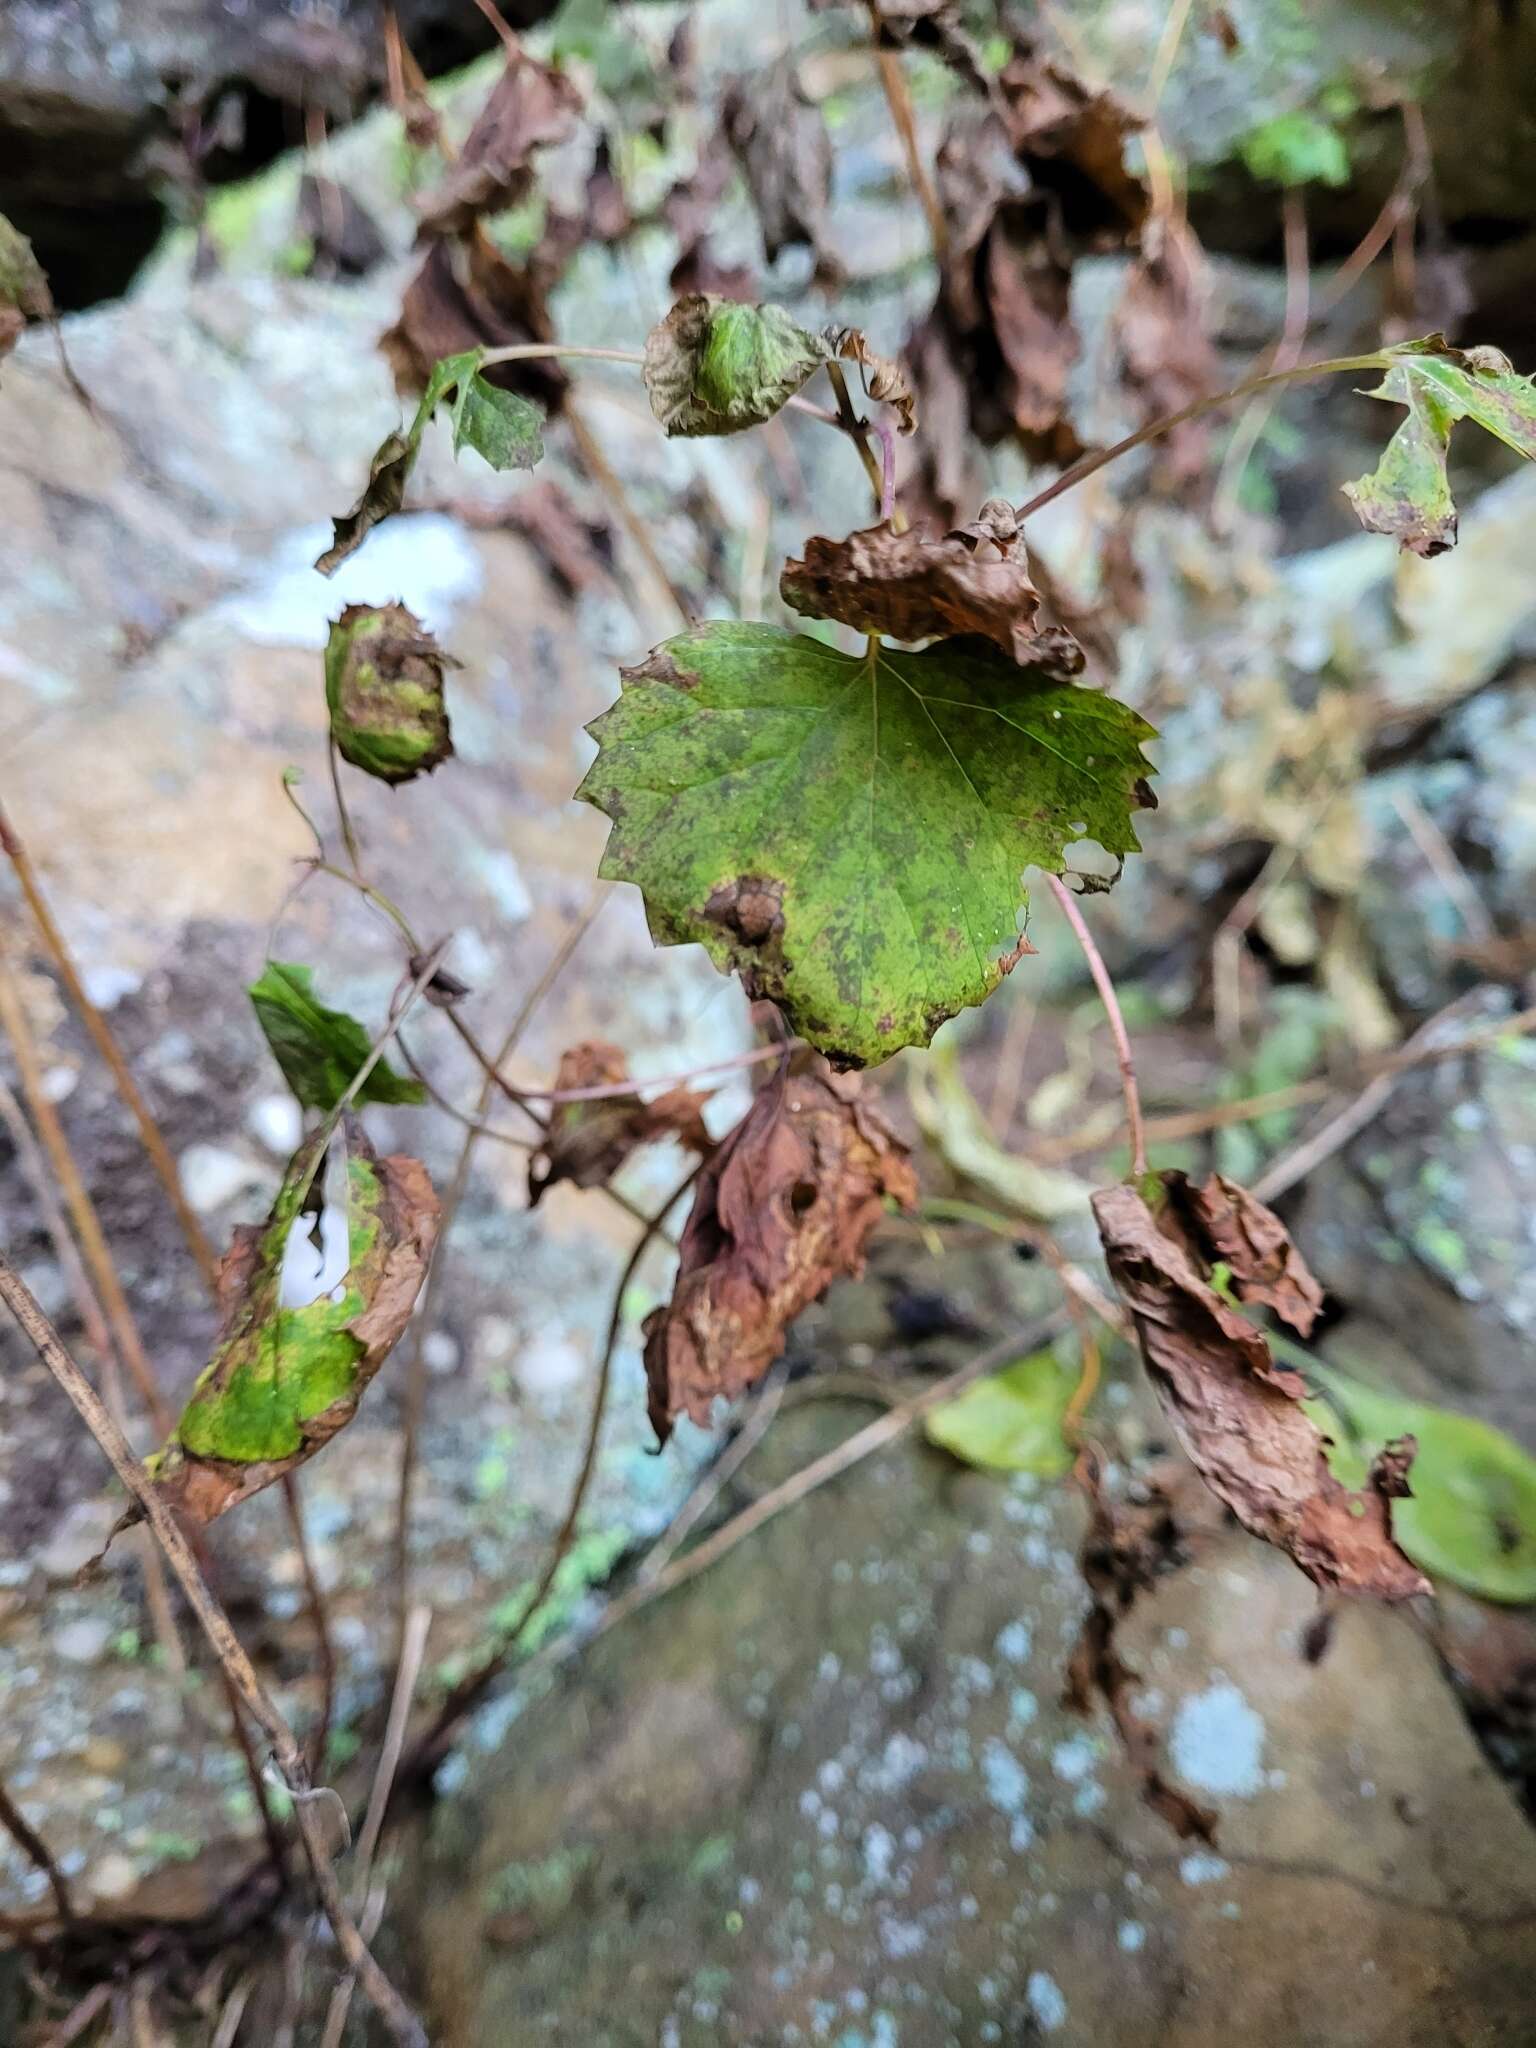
(147, 1123), (439, 1525)
(577, 623), (1156, 1068)
(1343, 335), (1536, 558)
(925, 1347), (1076, 1476)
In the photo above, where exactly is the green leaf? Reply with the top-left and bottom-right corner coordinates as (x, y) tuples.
(448, 366), (544, 471)
(644, 297), (830, 437)
(925, 1348), (1076, 1476)
(317, 347), (543, 573)
(1343, 335), (1536, 557)
(148, 1122), (439, 1523)
(248, 961), (426, 1112)
(577, 623), (1156, 1067)
(1240, 112), (1349, 189)
(1302, 1360), (1536, 1604)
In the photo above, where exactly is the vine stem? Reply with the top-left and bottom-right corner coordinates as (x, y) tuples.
(1013, 351), (1389, 525)
(1044, 874), (1148, 1181)
(0, 1254), (427, 2048)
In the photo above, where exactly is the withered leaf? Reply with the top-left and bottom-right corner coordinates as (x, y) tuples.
(780, 504), (1084, 672)
(1114, 217), (1221, 480)
(664, 129), (760, 301)
(415, 48), (583, 237)
(528, 1041), (713, 1207)
(0, 212), (55, 363)
(644, 1056), (918, 1441)
(824, 325), (917, 436)
(1166, 1170), (1325, 1336)
(722, 59), (842, 286)
(1093, 1176), (1428, 1601)
(995, 49), (1147, 233)
(491, 478), (614, 594)
(146, 1123), (439, 1526)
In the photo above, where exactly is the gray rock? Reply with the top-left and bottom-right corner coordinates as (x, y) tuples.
(383, 1402), (1536, 2047)
(50, 1616), (115, 1667)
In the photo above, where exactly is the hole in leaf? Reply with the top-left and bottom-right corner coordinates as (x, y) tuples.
(790, 1180), (818, 1215)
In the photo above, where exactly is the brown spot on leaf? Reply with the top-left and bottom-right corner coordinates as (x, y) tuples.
(703, 874), (786, 949)
(643, 1054), (918, 1440)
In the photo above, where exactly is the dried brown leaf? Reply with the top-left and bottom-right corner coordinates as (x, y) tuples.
(723, 60), (843, 287)
(415, 49), (583, 237)
(1066, 1449), (1218, 1843)
(1114, 216), (1221, 481)
(1167, 1170), (1325, 1336)
(492, 479), (614, 594)
(1093, 1177), (1428, 1600)
(528, 1041), (713, 1207)
(382, 229), (573, 412)
(644, 1056), (918, 1441)
(780, 506), (1084, 672)
(825, 325), (916, 435)
(995, 50), (1147, 232)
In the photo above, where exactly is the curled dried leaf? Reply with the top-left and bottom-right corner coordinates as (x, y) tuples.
(1093, 1175), (1427, 1601)
(528, 1041), (713, 1206)
(145, 1123), (439, 1526)
(325, 601), (457, 785)
(780, 508), (1083, 672)
(415, 49), (583, 237)
(824, 325), (916, 435)
(995, 49), (1147, 231)
(644, 1056), (918, 1441)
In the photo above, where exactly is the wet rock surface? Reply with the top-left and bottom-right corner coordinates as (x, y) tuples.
(382, 1400), (1536, 2047)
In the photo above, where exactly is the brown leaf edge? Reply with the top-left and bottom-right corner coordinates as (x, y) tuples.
(146, 1142), (439, 1528)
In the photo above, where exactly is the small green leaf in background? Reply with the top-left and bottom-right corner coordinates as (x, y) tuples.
(926, 1347), (1077, 1477)
(449, 367), (544, 471)
(578, 622), (1156, 1067)
(1302, 1359), (1536, 1604)
(1240, 112), (1350, 189)
(907, 1039), (1090, 1222)
(248, 961), (426, 1112)
(1343, 335), (1536, 558)
(317, 346), (543, 573)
